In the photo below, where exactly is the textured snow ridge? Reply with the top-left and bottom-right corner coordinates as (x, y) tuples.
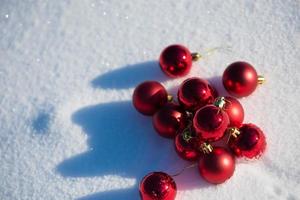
(0, 0), (300, 200)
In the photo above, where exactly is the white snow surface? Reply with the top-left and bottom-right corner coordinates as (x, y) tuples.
(0, 0), (300, 199)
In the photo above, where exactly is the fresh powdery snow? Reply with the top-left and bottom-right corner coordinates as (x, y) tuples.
(0, 0), (300, 199)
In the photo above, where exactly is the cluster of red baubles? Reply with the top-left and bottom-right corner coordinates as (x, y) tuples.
(133, 44), (267, 200)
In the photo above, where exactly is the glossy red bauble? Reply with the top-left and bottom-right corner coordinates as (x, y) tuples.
(153, 103), (188, 138)
(199, 147), (235, 184)
(223, 96), (244, 127)
(175, 130), (200, 161)
(159, 44), (193, 78)
(133, 81), (168, 116)
(178, 77), (217, 112)
(223, 61), (259, 97)
(139, 172), (177, 200)
(193, 105), (229, 141)
(229, 124), (266, 159)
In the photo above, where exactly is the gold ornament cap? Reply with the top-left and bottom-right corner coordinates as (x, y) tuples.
(200, 142), (213, 154)
(227, 127), (241, 138)
(257, 75), (265, 85)
(191, 52), (201, 61)
(214, 97), (227, 109)
(167, 94), (173, 102)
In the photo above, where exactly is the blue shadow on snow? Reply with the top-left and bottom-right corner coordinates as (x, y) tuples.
(91, 61), (168, 89)
(32, 112), (51, 134)
(57, 101), (210, 200)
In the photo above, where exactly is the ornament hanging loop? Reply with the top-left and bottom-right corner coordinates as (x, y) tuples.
(171, 163), (198, 177)
(191, 46), (232, 62)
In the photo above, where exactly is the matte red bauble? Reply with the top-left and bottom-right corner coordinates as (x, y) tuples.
(153, 103), (188, 138)
(133, 81), (168, 116)
(199, 147), (235, 184)
(159, 44), (194, 78)
(222, 61), (265, 97)
(193, 105), (229, 141)
(223, 96), (244, 127)
(175, 129), (200, 161)
(178, 77), (217, 111)
(228, 124), (266, 159)
(139, 172), (177, 200)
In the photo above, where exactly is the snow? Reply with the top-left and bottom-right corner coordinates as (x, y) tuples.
(0, 0), (300, 199)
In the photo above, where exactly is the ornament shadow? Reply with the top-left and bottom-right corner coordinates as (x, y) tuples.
(76, 187), (137, 200)
(206, 76), (229, 97)
(91, 61), (168, 89)
(57, 101), (211, 200)
(32, 111), (51, 134)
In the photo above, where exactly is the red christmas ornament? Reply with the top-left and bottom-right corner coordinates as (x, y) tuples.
(222, 96), (244, 127)
(159, 44), (200, 78)
(199, 146), (235, 184)
(193, 104), (229, 142)
(222, 61), (265, 97)
(178, 77), (217, 112)
(153, 103), (188, 138)
(133, 81), (168, 116)
(139, 172), (177, 200)
(228, 124), (266, 159)
(175, 128), (200, 161)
